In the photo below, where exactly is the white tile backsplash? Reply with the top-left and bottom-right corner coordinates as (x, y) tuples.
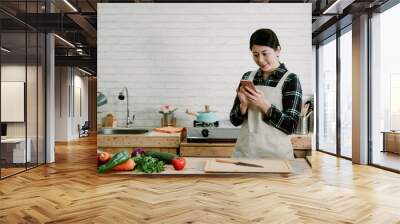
(98, 3), (313, 128)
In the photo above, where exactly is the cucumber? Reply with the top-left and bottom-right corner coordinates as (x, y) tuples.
(144, 151), (176, 164)
(98, 151), (130, 173)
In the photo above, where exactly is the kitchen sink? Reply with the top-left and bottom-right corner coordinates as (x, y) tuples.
(98, 128), (149, 135)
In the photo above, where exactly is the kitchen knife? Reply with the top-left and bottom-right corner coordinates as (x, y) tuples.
(215, 159), (264, 168)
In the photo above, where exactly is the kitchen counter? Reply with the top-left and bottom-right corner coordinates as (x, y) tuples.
(110, 157), (311, 176)
(97, 127), (312, 158)
(97, 128), (184, 154)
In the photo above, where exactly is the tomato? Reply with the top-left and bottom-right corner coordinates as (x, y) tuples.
(172, 157), (186, 170)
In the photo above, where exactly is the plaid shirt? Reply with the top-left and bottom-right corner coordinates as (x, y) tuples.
(230, 63), (302, 135)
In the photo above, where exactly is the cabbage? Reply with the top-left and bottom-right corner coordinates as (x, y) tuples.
(131, 148), (145, 157)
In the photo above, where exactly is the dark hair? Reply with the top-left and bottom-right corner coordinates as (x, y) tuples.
(249, 28), (280, 50)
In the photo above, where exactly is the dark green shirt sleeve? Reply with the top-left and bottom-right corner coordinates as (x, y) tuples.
(262, 73), (302, 134)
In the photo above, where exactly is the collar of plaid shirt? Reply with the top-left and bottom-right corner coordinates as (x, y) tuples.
(252, 63), (288, 87)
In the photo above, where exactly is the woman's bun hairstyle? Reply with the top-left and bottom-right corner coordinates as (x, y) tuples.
(250, 28), (280, 50)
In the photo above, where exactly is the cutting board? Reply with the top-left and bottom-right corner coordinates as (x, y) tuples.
(204, 158), (293, 173)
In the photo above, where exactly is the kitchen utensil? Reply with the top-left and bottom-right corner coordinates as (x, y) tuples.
(204, 158), (293, 173)
(186, 105), (218, 124)
(216, 158), (264, 168)
(97, 92), (108, 107)
(185, 109), (198, 116)
(301, 103), (310, 116)
(103, 113), (117, 128)
(305, 110), (312, 118)
(154, 126), (184, 134)
(205, 105), (211, 112)
(296, 115), (309, 134)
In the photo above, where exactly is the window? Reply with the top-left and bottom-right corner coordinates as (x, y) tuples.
(340, 28), (352, 158)
(317, 36), (337, 155)
(370, 3), (400, 171)
(0, 1), (47, 179)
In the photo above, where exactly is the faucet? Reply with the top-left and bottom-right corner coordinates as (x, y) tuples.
(118, 87), (135, 127)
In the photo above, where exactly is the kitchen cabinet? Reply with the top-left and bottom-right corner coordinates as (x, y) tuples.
(180, 140), (235, 157)
(180, 134), (312, 158)
(291, 134), (312, 158)
(96, 128), (312, 158)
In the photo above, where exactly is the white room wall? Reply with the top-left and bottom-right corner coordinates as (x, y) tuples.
(55, 67), (89, 141)
(98, 3), (312, 128)
(1, 64), (46, 164)
(71, 73), (89, 138)
(1, 65), (33, 137)
(55, 67), (69, 141)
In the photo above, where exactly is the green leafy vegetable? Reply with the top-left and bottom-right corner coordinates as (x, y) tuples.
(133, 155), (165, 173)
(144, 151), (176, 164)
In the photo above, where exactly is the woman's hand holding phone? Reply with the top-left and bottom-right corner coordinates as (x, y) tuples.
(241, 85), (271, 114)
(237, 86), (248, 115)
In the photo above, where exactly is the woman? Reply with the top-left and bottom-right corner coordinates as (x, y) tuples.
(230, 28), (302, 159)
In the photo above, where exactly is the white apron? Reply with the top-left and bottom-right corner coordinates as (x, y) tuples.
(233, 70), (294, 160)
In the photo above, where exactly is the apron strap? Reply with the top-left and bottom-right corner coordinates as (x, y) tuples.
(276, 70), (292, 89)
(247, 70), (291, 88)
(246, 70), (258, 81)
(245, 69), (291, 89)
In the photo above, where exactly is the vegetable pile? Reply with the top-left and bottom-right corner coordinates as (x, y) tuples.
(133, 155), (165, 173)
(97, 148), (186, 173)
(172, 157), (186, 170)
(98, 151), (131, 173)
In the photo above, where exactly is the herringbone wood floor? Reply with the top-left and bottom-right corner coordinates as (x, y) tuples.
(1, 136), (400, 224)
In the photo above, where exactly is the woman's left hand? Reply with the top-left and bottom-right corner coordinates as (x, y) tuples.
(243, 86), (271, 114)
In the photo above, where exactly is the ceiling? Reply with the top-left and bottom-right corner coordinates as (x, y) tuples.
(0, 0), (391, 75)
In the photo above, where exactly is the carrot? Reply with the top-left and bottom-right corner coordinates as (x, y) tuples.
(111, 158), (135, 171)
(99, 152), (112, 163)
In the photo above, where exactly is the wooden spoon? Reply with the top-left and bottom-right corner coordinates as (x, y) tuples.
(185, 109), (198, 116)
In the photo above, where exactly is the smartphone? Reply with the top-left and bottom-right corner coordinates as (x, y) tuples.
(240, 80), (256, 92)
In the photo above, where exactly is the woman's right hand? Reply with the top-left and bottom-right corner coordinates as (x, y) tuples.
(237, 86), (248, 115)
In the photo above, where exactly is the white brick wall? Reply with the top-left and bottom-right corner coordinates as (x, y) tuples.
(98, 3), (312, 128)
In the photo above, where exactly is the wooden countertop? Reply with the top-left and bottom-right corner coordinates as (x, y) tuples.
(109, 157), (311, 176)
(97, 127), (312, 151)
(97, 130), (183, 148)
(99, 130), (182, 137)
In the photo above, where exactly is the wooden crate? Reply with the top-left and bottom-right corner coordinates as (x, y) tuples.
(99, 147), (178, 155)
(291, 134), (312, 150)
(97, 130), (183, 156)
(180, 140), (235, 157)
(97, 131), (182, 148)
